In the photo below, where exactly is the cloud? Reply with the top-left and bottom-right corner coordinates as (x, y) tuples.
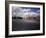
(21, 9), (31, 12)
(36, 10), (40, 13)
(12, 7), (40, 17)
(13, 7), (31, 13)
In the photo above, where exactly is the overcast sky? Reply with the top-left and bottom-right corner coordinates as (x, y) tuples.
(12, 7), (40, 17)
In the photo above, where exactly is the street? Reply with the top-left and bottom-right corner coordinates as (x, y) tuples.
(12, 19), (40, 31)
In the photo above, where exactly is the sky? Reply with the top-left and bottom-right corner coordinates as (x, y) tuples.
(12, 7), (40, 13)
(21, 7), (40, 13)
(12, 7), (40, 17)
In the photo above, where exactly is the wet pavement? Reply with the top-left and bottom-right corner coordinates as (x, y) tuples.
(12, 19), (40, 31)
